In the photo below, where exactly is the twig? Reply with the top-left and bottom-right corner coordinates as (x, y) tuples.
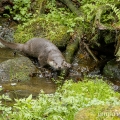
(84, 42), (99, 62)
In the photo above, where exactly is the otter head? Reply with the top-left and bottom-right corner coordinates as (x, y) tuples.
(47, 59), (71, 70)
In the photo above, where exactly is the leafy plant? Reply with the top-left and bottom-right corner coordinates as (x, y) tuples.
(45, 0), (84, 33)
(52, 70), (66, 87)
(1, 78), (120, 120)
(106, 4), (120, 21)
(0, 88), (12, 119)
(4, 0), (32, 22)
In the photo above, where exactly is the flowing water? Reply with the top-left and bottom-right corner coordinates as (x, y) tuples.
(0, 48), (56, 99)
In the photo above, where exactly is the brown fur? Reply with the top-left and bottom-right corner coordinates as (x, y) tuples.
(0, 37), (71, 70)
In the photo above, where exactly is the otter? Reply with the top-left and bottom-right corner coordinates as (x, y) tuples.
(0, 37), (71, 70)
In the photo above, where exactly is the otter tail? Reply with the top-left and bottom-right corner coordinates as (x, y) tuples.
(0, 37), (23, 51)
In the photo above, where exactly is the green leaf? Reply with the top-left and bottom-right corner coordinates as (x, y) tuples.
(26, 94), (32, 102)
(20, 10), (26, 15)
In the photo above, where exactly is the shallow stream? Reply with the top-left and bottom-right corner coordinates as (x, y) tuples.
(0, 48), (56, 99)
(0, 47), (120, 101)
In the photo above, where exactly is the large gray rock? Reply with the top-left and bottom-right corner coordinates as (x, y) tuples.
(0, 56), (36, 82)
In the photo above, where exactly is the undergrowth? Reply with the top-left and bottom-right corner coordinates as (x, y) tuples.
(11, 0), (120, 47)
(0, 78), (120, 120)
(4, 0), (32, 22)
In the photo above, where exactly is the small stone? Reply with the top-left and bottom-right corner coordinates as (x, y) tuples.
(11, 83), (17, 86)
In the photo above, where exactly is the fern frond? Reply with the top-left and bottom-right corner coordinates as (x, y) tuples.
(106, 4), (120, 20)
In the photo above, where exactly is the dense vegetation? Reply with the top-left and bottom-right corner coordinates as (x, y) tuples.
(1, 78), (120, 120)
(0, 0), (120, 119)
(4, 0), (120, 58)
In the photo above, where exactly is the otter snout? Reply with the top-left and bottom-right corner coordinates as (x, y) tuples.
(65, 63), (71, 68)
(62, 60), (71, 68)
(56, 61), (71, 70)
(48, 60), (71, 70)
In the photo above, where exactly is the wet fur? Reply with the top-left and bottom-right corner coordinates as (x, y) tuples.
(0, 37), (71, 70)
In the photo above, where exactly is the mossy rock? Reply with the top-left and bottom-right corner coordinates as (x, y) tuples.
(14, 17), (70, 47)
(75, 105), (120, 120)
(103, 59), (120, 80)
(0, 57), (36, 81)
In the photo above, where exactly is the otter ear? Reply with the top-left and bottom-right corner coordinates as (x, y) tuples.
(62, 60), (71, 68)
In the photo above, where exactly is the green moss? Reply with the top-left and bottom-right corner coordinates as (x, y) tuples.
(103, 65), (114, 78)
(65, 37), (79, 63)
(62, 78), (119, 101)
(103, 59), (120, 79)
(0, 57), (36, 82)
(14, 16), (70, 47)
(75, 105), (120, 120)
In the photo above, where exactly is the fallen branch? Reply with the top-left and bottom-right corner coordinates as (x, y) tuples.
(84, 42), (99, 62)
(59, 0), (81, 16)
